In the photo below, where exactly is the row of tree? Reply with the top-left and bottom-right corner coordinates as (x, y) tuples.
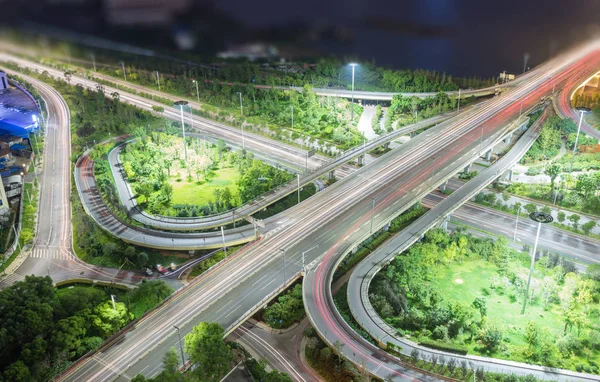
(0, 277), (172, 381)
(370, 229), (600, 371)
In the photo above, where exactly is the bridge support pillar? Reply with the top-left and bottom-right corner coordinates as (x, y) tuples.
(439, 180), (448, 192)
(507, 168), (514, 182)
(328, 170), (335, 180)
(357, 155), (364, 166)
(463, 163), (472, 174)
(485, 149), (492, 161)
(383, 222), (391, 232)
(504, 133), (513, 144)
(442, 214), (451, 232)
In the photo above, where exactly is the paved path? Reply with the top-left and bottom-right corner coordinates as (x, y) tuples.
(356, 105), (378, 140)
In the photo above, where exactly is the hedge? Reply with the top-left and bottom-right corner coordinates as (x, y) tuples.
(418, 338), (468, 355)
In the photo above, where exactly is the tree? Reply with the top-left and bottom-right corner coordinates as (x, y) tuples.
(92, 301), (133, 337)
(545, 163), (562, 191)
(557, 211), (566, 223)
(478, 325), (503, 352)
(581, 220), (596, 235)
(184, 322), (232, 381)
(472, 297), (487, 319)
(513, 202), (522, 214)
(3, 361), (32, 382)
(524, 203), (537, 214)
(524, 321), (539, 348)
(163, 348), (181, 374)
(568, 214), (581, 230)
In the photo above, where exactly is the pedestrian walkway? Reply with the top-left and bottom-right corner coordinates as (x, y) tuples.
(356, 105), (378, 140)
(1, 272), (24, 285)
(30, 247), (72, 260)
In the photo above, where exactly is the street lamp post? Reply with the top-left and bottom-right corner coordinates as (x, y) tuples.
(280, 248), (286, 284)
(290, 105), (294, 129)
(513, 206), (520, 242)
(349, 63), (358, 121)
(237, 92), (243, 116)
(173, 326), (186, 366)
(569, 106), (591, 173)
(174, 101), (189, 163)
(221, 226), (227, 256)
(521, 212), (553, 315)
(120, 61), (127, 81)
(90, 52), (96, 72)
(370, 197), (376, 234)
(193, 79), (200, 104)
(457, 89), (461, 113)
(155, 71), (161, 91)
(236, 92), (245, 149)
(297, 173), (301, 205)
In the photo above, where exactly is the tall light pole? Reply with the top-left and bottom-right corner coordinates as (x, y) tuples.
(521, 212), (553, 315)
(193, 79), (200, 104)
(513, 206), (520, 242)
(237, 92), (243, 116)
(173, 325), (186, 366)
(349, 63), (358, 121)
(120, 61), (127, 81)
(90, 52), (96, 72)
(236, 92), (245, 149)
(569, 106), (591, 173)
(457, 89), (461, 113)
(370, 197), (376, 234)
(155, 71), (161, 91)
(290, 105), (294, 129)
(280, 248), (286, 284)
(174, 101), (189, 163)
(297, 173), (301, 205)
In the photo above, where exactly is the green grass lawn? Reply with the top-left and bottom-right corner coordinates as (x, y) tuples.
(432, 258), (600, 368)
(169, 166), (240, 206)
(434, 259), (564, 350)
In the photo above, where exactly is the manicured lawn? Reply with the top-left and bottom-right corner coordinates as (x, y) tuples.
(434, 259), (566, 350)
(169, 166), (240, 205)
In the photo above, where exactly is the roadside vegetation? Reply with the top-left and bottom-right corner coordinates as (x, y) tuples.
(370, 228), (600, 373)
(495, 113), (600, 216)
(120, 132), (292, 216)
(132, 321), (292, 382)
(0, 276), (172, 381)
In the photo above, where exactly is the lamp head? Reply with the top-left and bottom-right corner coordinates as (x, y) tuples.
(576, 106), (591, 114)
(529, 211), (553, 224)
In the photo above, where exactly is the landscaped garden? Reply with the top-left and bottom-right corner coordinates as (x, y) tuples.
(370, 229), (600, 374)
(119, 131), (293, 217)
(489, 113), (600, 217)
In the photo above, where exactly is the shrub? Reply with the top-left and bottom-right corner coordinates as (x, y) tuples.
(418, 338), (468, 355)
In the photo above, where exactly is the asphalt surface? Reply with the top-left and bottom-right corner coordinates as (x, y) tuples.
(56, 41), (597, 381)
(229, 319), (320, 382)
(106, 112), (454, 232)
(302, 43), (600, 381)
(339, 108), (600, 381)
(0, 71), (148, 288)
(4, 41), (600, 382)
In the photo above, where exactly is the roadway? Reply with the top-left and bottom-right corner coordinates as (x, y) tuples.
(54, 41), (600, 382)
(0, 40), (502, 102)
(300, 45), (600, 380)
(0, 70), (146, 288)
(0, 52), (334, 173)
(106, 112), (455, 232)
(337, 108), (598, 381)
